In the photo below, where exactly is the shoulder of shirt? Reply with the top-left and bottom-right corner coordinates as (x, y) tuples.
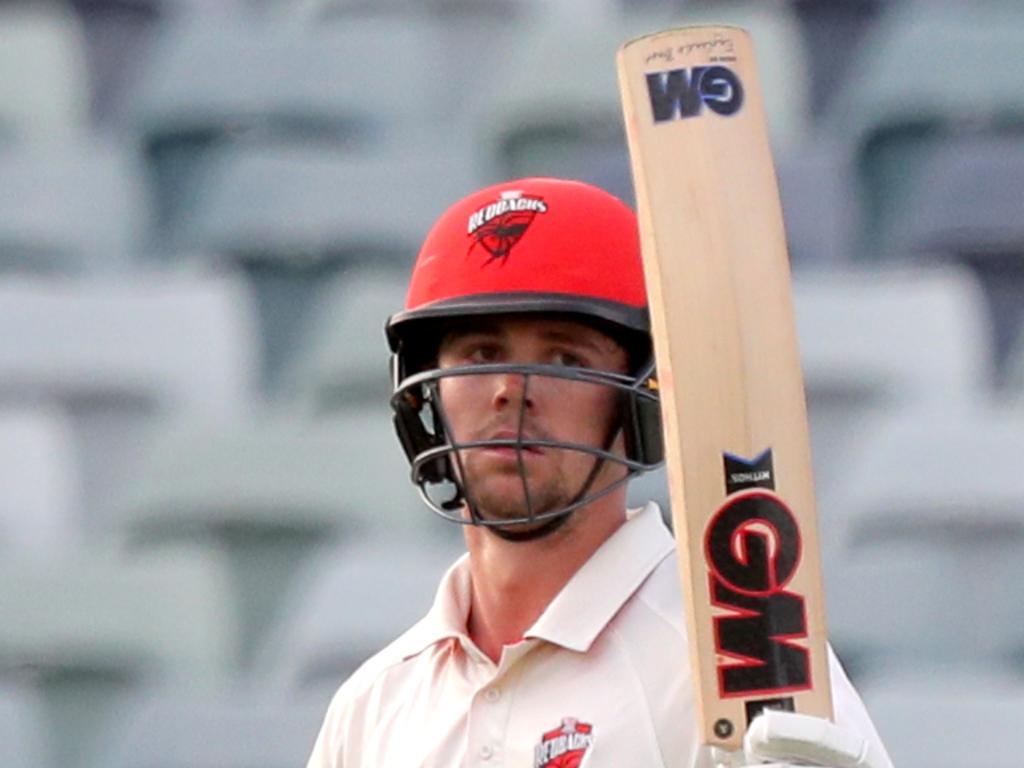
(617, 543), (687, 638)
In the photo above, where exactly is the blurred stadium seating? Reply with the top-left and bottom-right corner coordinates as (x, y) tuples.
(0, 546), (235, 768)
(96, 684), (327, 765)
(0, 271), (260, 536)
(0, 137), (147, 273)
(0, 682), (47, 768)
(0, 1), (1021, 766)
(823, 2), (1024, 260)
(862, 671), (1024, 768)
(825, 403), (1024, 684)
(111, 404), (428, 668)
(97, 683), (329, 768)
(257, 532), (464, 692)
(0, 3), (90, 144)
(901, 134), (1024, 387)
(0, 405), (79, 556)
(288, 267), (408, 409)
(792, 264), (992, 512)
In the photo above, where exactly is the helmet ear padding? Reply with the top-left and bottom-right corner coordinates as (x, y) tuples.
(392, 395), (449, 485)
(619, 366), (663, 467)
(625, 393), (664, 466)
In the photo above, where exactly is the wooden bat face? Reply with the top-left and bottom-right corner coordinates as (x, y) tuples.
(617, 26), (833, 750)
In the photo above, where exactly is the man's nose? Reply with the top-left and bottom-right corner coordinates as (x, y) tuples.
(492, 371), (533, 410)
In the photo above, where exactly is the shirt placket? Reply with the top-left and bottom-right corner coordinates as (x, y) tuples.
(462, 639), (535, 767)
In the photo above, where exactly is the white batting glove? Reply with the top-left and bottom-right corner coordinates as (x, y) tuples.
(710, 710), (892, 768)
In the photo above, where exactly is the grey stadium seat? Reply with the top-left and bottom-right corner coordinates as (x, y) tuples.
(98, 686), (328, 768)
(824, 404), (1024, 684)
(0, 140), (147, 274)
(128, 13), (454, 248)
(180, 142), (477, 393)
(824, 3), (1024, 257)
(862, 672), (1024, 768)
(0, 548), (235, 768)
(113, 405), (427, 668)
(288, 268), (408, 410)
(775, 138), (858, 268)
(258, 532), (464, 692)
(0, 4), (90, 144)
(477, 2), (809, 183)
(900, 134), (1024, 387)
(1008, 333), (1024, 405)
(0, 405), (80, 557)
(0, 682), (47, 768)
(792, 265), (991, 512)
(0, 272), (260, 535)
(290, 0), (536, 124)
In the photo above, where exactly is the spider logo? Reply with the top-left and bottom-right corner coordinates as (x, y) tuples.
(468, 209), (540, 265)
(466, 190), (547, 266)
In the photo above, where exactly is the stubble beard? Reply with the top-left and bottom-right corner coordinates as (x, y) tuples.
(460, 450), (577, 525)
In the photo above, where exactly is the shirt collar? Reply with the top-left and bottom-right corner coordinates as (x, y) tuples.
(525, 502), (675, 652)
(400, 502), (675, 659)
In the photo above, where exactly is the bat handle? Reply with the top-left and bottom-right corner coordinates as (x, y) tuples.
(707, 745), (743, 768)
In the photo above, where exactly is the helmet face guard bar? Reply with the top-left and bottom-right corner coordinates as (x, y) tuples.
(390, 361), (664, 532)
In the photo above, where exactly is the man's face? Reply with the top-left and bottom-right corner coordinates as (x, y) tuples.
(436, 315), (630, 525)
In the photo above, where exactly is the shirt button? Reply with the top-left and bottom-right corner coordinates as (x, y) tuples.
(485, 687), (500, 702)
(480, 744), (494, 760)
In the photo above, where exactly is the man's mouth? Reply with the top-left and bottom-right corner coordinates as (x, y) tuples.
(479, 429), (545, 455)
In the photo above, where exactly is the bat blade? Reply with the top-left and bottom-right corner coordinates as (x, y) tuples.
(617, 26), (833, 751)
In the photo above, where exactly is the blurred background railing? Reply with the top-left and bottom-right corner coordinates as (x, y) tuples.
(0, 1), (1022, 766)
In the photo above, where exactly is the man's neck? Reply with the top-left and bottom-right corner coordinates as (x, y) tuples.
(463, 499), (627, 664)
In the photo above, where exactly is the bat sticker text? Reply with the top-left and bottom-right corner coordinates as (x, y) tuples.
(645, 66), (744, 123)
(706, 450), (811, 702)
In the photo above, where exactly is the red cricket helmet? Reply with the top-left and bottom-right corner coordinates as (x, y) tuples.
(386, 177), (650, 371)
(386, 177), (662, 538)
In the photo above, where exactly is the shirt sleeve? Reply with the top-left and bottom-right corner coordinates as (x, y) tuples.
(828, 645), (894, 767)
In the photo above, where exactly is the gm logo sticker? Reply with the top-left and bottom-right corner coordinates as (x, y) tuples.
(645, 66), (744, 122)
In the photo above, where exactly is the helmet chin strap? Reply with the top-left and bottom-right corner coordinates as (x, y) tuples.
(488, 511), (572, 543)
(479, 424), (622, 543)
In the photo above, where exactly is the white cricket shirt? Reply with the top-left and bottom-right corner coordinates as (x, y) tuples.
(306, 503), (889, 768)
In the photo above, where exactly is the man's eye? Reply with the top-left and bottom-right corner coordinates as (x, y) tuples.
(468, 345), (499, 364)
(551, 350), (586, 368)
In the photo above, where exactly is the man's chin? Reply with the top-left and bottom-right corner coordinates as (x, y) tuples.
(462, 490), (568, 528)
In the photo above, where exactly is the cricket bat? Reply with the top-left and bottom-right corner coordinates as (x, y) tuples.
(617, 27), (833, 752)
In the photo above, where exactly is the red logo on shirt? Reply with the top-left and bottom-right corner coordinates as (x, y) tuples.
(533, 718), (594, 768)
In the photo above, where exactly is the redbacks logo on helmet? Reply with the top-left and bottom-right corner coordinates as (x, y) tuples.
(467, 189), (548, 265)
(533, 718), (594, 768)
